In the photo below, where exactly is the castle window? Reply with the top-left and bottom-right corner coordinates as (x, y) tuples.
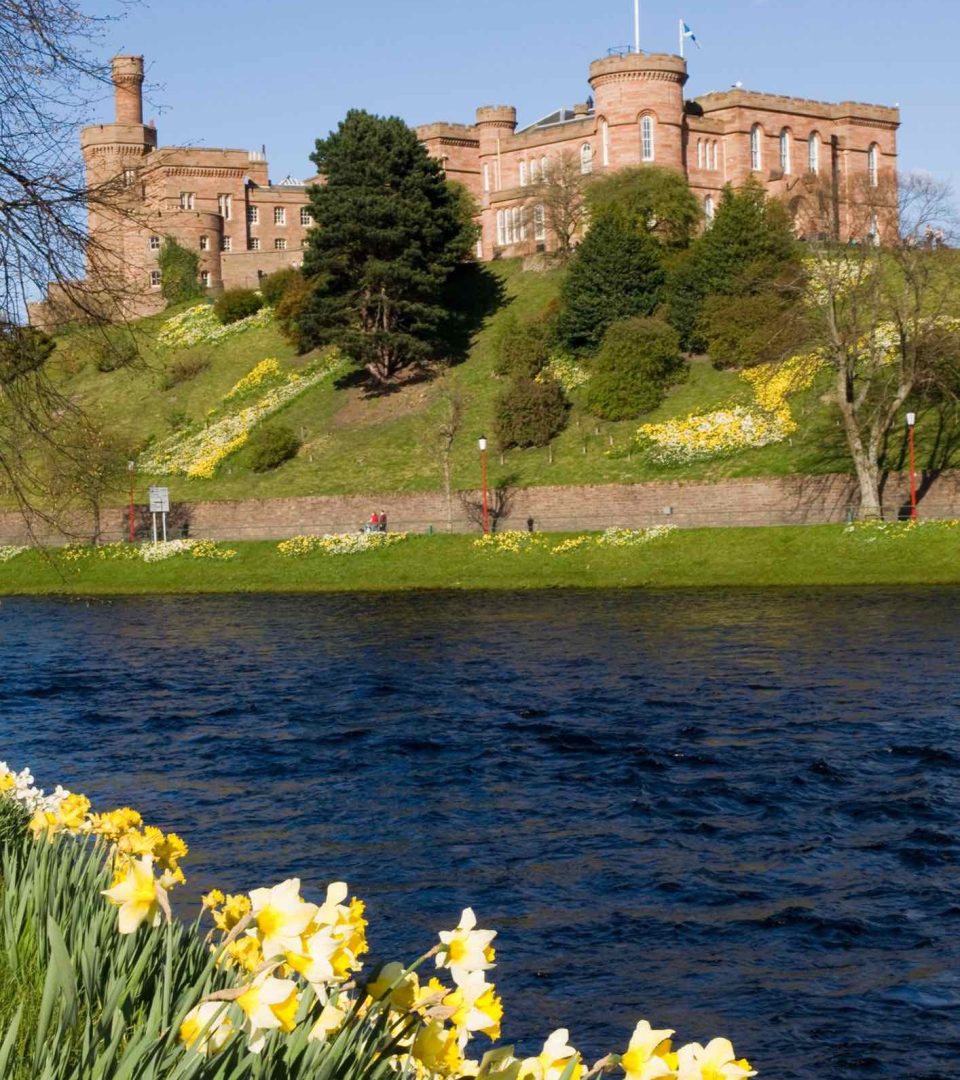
(249, 238), (260, 251)
(123, 169), (136, 187)
(199, 235), (209, 251)
(274, 207), (286, 226)
(515, 206), (525, 242)
(534, 203), (546, 241)
(221, 236), (231, 252)
(300, 207), (312, 226)
(149, 271), (161, 288)
(640, 116), (655, 162)
(696, 139), (703, 169)
(602, 121), (610, 167)
(541, 156), (548, 179)
(483, 164), (490, 193)
(530, 159), (539, 183)
(580, 143), (593, 174)
(808, 133), (820, 175)
(496, 210), (505, 246)
(519, 161), (527, 187)
(711, 141), (718, 170)
(868, 144), (879, 187)
(248, 206), (259, 225)
(218, 194), (232, 220)
(200, 271), (211, 288)
(868, 211), (880, 244)
(149, 236), (160, 251)
(750, 126), (762, 171)
(179, 192), (195, 210)
(476, 236), (484, 259)
(275, 238), (287, 251)
(780, 130), (791, 174)
(704, 195), (715, 224)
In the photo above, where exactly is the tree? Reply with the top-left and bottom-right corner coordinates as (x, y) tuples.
(555, 215), (666, 354)
(493, 376), (569, 449)
(297, 110), (473, 383)
(585, 318), (687, 421)
(425, 375), (464, 531)
(158, 237), (201, 306)
(585, 166), (702, 251)
(526, 150), (587, 258)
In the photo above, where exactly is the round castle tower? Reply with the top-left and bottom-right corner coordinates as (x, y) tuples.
(475, 106), (517, 185)
(588, 53), (687, 172)
(80, 56), (157, 185)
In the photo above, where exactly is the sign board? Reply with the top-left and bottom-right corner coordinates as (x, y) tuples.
(148, 486), (170, 514)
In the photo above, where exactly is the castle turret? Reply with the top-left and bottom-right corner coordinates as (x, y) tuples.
(112, 55), (145, 125)
(588, 53), (687, 172)
(475, 106), (516, 191)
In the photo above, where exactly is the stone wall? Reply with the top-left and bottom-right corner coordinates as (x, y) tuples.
(3, 472), (958, 546)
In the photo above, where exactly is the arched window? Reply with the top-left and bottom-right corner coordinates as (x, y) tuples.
(534, 203), (546, 241)
(808, 133), (820, 175)
(515, 206), (525, 242)
(640, 115), (655, 162)
(530, 159), (539, 183)
(496, 210), (505, 246)
(602, 121), (610, 167)
(580, 143), (593, 174)
(780, 129), (791, 174)
(868, 144), (879, 187)
(713, 141), (720, 170)
(868, 211), (880, 245)
(704, 195), (715, 224)
(697, 139), (703, 169)
(483, 163), (490, 193)
(541, 156), (548, 178)
(750, 125), (762, 171)
(519, 161), (527, 187)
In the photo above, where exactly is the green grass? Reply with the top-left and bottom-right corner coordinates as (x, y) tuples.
(4, 525), (960, 595)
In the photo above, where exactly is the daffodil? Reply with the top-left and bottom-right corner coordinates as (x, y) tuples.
(674, 1039), (756, 1080)
(101, 855), (167, 934)
(236, 972), (300, 1053)
(285, 923), (340, 989)
(57, 792), (91, 831)
(367, 961), (420, 1012)
(412, 1019), (465, 1077)
(249, 878), (319, 960)
(620, 1020), (676, 1080)
(520, 1029), (583, 1080)
(179, 1002), (233, 1056)
(443, 970), (503, 1044)
(437, 908), (496, 983)
(309, 1000), (350, 1043)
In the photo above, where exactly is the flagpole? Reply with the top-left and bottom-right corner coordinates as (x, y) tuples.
(634, 0), (640, 53)
(679, 18), (684, 58)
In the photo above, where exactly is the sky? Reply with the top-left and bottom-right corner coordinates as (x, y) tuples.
(86, 0), (959, 205)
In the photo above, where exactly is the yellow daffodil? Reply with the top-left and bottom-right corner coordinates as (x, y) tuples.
(90, 807), (142, 841)
(179, 1002), (233, 1056)
(57, 793), (91, 831)
(444, 970), (503, 1044)
(412, 1019), (465, 1077)
(620, 1020), (675, 1080)
(154, 831), (188, 873)
(249, 878), (319, 961)
(520, 1029), (583, 1080)
(309, 1000), (350, 1043)
(674, 1039), (756, 1080)
(101, 855), (167, 934)
(224, 935), (263, 973)
(367, 961), (420, 1013)
(29, 809), (59, 839)
(437, 908), (497, 983)
(202, 888), (225, 910)
(212, 892), (251, 933)
(285, 924), (340, 988)
(236, 972), (300, 1053)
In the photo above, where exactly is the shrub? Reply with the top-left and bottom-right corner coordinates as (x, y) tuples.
(160, 350), (210, 389)
(93, 334), (138, 373)
(493, 376), (569, 449)
(157, 237), (201, 306)
(242, 423), (302, 472)
(259, 267), (302, 308)
(493, 312), (553, 379)
(214, 288), (263, 325)
(585, 317), (687, 421)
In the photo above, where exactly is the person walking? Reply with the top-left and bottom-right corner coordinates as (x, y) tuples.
(378, 511), (387, 533)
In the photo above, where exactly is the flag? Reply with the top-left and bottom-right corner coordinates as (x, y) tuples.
(681, 21), (701, 49)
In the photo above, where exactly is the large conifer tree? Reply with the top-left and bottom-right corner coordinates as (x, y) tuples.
(298, 110), (473, 383)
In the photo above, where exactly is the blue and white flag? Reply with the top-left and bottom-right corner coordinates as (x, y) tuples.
(680, 19), (701, 55)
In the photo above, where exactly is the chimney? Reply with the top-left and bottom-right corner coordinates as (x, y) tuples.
(112, 55), (144, 125)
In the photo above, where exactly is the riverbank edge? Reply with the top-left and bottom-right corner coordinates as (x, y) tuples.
(1, 526), (958, 595)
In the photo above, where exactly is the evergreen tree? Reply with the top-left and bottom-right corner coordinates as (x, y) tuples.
(585, 166), (702, 251)
(297, 110), (473, 382)
(555, 215), (665, 354)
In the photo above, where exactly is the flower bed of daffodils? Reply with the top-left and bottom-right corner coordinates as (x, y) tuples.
(843, 519), (960, 541)
(139, 352), (344, 480)
(156, 303), (274, 349)
(278, 533), (409, 557)
(55, 539), (238, 563)
(0, 761), (755, 1079)
(474, 527), (677, 555)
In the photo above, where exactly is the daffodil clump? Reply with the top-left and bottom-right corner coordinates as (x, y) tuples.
(537, 352), (589, 393)
(277, 532), (409, 557)
(58, 539), (238, 563)
(139, 352), (344, 479)
(0, 545), (26, 562)
(225, 358), (285, 401)
(156, 303), (274, 349)
(0, 762), (757, 1080)
(739, 354), (824, 436)
(843, 518), (960, 541)
(473, 532), (548, 554)
(477, 528), (676, 556)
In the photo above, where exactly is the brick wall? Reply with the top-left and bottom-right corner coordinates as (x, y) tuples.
(3, 472), (958, 546)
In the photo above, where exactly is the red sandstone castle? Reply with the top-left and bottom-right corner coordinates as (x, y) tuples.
(49, 50), (900, 320)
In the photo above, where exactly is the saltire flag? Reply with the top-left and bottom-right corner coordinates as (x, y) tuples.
(681, 21), (701, 49)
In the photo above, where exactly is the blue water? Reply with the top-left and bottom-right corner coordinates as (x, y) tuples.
(1, 590), (958, 1079)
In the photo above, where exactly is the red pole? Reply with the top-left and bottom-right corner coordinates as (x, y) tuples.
(909, 423), (917, 521)
(128, 462), (136, 542)
(481, 446), (489, 534)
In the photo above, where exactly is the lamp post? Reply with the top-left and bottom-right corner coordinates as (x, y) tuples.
(906, 412), (917, 521)
(127, 460), (136, 543)
(478, 437), (490, 534)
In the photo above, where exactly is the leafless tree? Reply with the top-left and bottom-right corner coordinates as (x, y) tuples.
(427, 375), (464, 531)
(527, 150), (588, 258)
(459, 476), (516, 533)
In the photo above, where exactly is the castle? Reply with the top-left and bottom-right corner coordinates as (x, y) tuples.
(36, 50), (900, 321)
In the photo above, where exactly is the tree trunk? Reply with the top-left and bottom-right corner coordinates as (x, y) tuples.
(441, 453), (453, 532)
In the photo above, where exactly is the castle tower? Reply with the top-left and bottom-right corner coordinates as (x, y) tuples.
(588, 53), (687, 172)
(111, 55), (145, 125)
(476, 106), (517, 191)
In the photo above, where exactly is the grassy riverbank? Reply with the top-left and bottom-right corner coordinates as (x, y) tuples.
(1, 524), (959, 595)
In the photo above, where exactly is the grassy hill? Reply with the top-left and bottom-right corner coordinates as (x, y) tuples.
(46, 260), (908, 505)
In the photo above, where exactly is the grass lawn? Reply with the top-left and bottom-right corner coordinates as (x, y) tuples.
(3, 525), (959, 595)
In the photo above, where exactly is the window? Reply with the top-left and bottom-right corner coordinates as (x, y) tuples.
(530, 159), (539, 183)
(580, 143), (593, 174)
(704, 195), (715, 224)
(123, 168), (136, 187)
(274, 238), (287, 251)
(780, 130), (791, 174)
(602, 121), (610, 167)
(696, 139), (703, 169)
(541, 156), (548, 179)
(710, 141), (718, 170)
(221, 236), (231, 252)
(300, 207), (311, 226)
(750, 126), (762, 171)
(274, 207), (286, 226)
(179, 192), (195, 210)
(483, 163), (490, 193)
(149, 235), (161, 251)
(199, 235), (209, 251)
(519, 161), (527, 187)
(249, 238), (260, 251)
(200, 271), (211, 288)
(248, 206), (259, 225)
(476, 237), (484, 259)
(868, 144), (879, 187)
(640, 116), (655, 162)
(514, 206), (524, 242)
(218, 194), (232, 220)
(149, 271), (161, 288)
(534, 203), (546, 242)
(496, 210), (505, 246)
(868, 211), (880, 245)
(808, 133), (820, 175)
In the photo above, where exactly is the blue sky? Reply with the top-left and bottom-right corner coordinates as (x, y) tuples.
(89, 0), (958, 202)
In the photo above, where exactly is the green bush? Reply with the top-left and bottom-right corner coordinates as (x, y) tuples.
(214, 288), (263, 325)
(243, 423), (302, 471)
(93, 334), (138, 373)
(493, 376), (569, 450)
(160, 349), (209, 389)
(259, 267), (303, 308)
(157, 237), (201, 306)
(493, 312), (553, 379)
(275, 275), (318, 346)
(585, 317), (687, 421)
